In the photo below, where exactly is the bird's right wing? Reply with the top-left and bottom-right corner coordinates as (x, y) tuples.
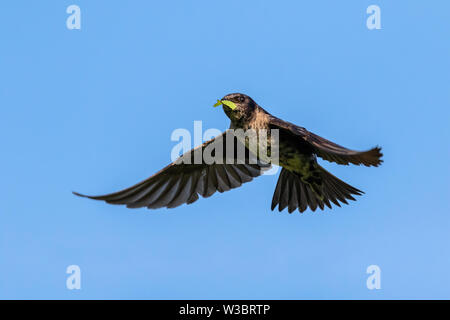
(73, 130), (270, 209)
(268, 115), (383, 167)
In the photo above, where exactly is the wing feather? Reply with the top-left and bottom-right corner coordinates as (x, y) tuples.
(74, 131), (270, 209)
(268, 115), (383, 167)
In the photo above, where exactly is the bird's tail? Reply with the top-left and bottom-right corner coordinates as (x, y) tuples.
(271, 166), (364, 213)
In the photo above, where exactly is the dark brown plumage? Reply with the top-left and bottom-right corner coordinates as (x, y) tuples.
(74, 93), (382, 213)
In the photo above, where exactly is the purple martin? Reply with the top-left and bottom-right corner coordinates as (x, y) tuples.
(74, 93), (382, 213)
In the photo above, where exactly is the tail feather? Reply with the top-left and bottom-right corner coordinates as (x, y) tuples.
(287, 178), (299, 213)
(271, 166), (363, 213)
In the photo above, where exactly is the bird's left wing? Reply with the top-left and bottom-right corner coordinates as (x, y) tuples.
(268, 115), (383, 167)
(73, 130), (270, 209)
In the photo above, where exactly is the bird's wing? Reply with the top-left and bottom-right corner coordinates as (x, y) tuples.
(73, 130), (271, 209)
(268, 115), (383, 167)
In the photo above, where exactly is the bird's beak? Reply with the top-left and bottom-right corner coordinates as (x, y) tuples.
(213, 99), (237, 110)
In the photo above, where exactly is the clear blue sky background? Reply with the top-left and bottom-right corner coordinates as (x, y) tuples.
(1, 1), (449, 299)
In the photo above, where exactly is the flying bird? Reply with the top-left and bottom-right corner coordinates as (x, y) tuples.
(74, 93), (382, 213)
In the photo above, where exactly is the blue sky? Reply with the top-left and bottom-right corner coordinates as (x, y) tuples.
(1, 0), (449, 299)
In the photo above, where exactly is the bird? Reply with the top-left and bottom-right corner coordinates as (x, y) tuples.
(73, 93), (382, 213)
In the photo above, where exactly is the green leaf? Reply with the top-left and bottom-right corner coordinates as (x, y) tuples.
(221, 100), (237, 110)
(212, 99), (237, 110)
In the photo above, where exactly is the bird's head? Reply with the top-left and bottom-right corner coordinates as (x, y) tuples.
(213, 93), (257, 125)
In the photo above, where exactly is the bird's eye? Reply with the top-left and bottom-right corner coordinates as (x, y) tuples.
(239, 96), (245, 102)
